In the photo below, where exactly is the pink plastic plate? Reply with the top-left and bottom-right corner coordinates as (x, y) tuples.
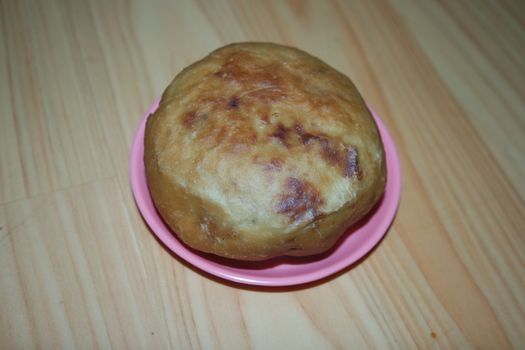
(130, 99), (402, 286)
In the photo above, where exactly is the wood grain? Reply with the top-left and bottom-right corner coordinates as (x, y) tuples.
(1, 0), (524, 348)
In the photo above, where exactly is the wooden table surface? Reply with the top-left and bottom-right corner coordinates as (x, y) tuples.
(1, 0), (525, 348)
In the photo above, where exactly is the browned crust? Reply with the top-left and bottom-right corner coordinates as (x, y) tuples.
(144, 42), (386, 260)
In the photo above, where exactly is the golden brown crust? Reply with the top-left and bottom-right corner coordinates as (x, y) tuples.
(144, 43), (386, 260)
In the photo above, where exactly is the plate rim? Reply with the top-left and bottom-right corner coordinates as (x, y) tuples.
(130, 99), (402, 286)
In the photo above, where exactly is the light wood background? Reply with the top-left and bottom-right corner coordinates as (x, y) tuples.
(1, 0), (524, 349)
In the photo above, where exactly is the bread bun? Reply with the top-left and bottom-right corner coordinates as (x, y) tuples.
(144, 43), (386, 260)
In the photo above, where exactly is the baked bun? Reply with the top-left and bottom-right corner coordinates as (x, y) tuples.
(144, 43), (386, 260)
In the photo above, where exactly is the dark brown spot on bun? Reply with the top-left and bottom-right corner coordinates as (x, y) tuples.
(345, 147), (361, 179)
(182, 111), (208, 129)
(294, 123), (320, 145)
(260, 114), (269, 124)
(276, 178), (322, 223)
(228, 96), (239, 109)
(183, 111), (197, 129)
(318, 138), (340, 164)
(296, 124), (364, 180)
(271, 123), (290, 146)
